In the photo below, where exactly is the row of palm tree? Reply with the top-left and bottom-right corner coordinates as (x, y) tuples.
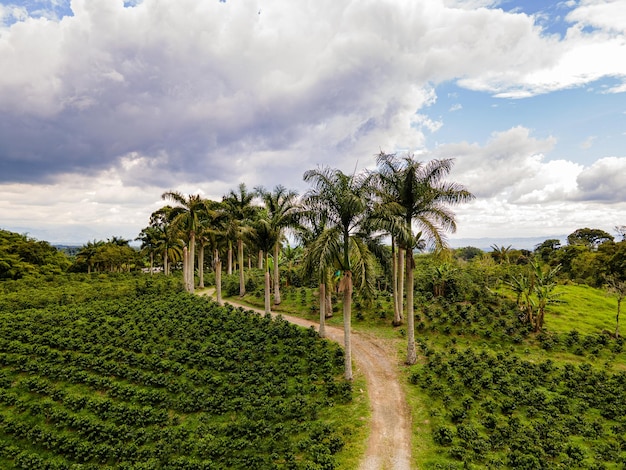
(136, 154), (474, 379)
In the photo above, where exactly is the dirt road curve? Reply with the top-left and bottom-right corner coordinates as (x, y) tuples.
(200, 290), (413, 470)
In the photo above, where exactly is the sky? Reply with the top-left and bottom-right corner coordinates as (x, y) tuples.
(0, 0), (625, 248)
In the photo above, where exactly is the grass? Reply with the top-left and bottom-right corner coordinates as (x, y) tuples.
(548, 283), (619, 335)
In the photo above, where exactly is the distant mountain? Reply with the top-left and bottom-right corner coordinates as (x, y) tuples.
(448, 235), (568, 251)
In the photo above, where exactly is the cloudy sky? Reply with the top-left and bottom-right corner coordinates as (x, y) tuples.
(1, 0), (625, 247)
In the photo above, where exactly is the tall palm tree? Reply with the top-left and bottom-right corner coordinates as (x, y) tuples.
(161, 191), (210, 292)
(302, 166), (376, 381)
(297, 208), (336, 338)
(223, 183), (257, 297)
(149, 206), (183, 276)
(375, 152), (475, 364)
(256, 185), (301, 306)
(249, 209), (280, 314)
(136, 226), (161, 274)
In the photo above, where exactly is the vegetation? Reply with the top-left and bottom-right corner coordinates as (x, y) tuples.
(3, 152), (626, 468)
(0, 275), (356, 469)
(0, 230), (70, 279)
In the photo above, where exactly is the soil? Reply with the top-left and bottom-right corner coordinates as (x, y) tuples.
(199, 289), (413, 469)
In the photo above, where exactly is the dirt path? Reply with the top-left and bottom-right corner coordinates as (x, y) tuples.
(199, 289), (413, 469)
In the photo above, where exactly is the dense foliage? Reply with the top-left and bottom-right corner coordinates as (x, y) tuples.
(411, 343), (626, 469)
(0, 230), (70, 280)
(0, 276), (351, 469)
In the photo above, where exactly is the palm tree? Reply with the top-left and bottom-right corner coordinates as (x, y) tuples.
(302, 166), (376, 381)
(298, 209), (334, 337)
(136, 226), (161, 274)
(76, 240), (105, 274)
(161, 191), (210, 292)
(256, 185), (301, 306)
(250, 209), (280, 314)
(149, 206), (183, 276)
(491, 244), (512, 264)
(223, 183), (257, 297)
(374, 152), (474, 364)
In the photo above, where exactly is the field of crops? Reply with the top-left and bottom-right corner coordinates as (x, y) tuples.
(0, 276), (352, 469)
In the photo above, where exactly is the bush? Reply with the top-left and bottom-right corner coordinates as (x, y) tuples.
(433, 425), (455, 446)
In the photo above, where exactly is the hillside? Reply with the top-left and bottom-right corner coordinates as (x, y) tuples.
(0, 275), (362, 469)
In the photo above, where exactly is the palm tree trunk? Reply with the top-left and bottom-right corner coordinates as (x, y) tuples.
(198, 244), (205, 288)
(227, 243), (233, 275)
(183, 246), (189, 292)
(319, 282), (326, 338)
(398, 247), (406, 321)
(406, 249), (417, 365)
(189, 234), (196, 294)
(341, 271), (353, 381)
(164, 251), (169, 275)
(264, 253), (271, 314)
(392, 239), (401, 326)
(215, 250), (222, 304)
(273, 243), (281, 305)
(326, 286), (333, 318)
(238, 238), (245, 296)
(258, 250), (263, 269)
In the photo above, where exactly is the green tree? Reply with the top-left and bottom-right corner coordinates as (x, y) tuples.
(567, 227), (614, 249)
(249, 209), (280, 314)
(223, 183), (258, 297)
(302, 166), (376, 380)
(136, 226), (161, 274)
(534, 238), (561, 263)
(374, 152), (474, 364)
(256, 185), (301, 306)
(76, 240), (105, 274)
(149, 206), (184, 276)
(490, 244), (512, 264)
(533, 261), (562, 332)
(161, 191), (211, 292)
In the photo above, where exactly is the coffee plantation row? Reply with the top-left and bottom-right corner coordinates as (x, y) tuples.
(0, 275), (353, 469)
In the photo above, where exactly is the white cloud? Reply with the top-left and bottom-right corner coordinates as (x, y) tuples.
(574, 156), (626, 202)
(1, 0), (625, 243)
(581, 135), (596, 149)
(435, 126), (561, 200)
(566, 0), (626, 34)
(431, 127), (626, 239)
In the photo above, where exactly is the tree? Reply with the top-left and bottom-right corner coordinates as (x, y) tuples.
(161, 191), (210, 292)
(567, 228), (614, 250)
(256, 185), (301, 306)
(533, 261), (562, 332)
(298, 206), (335, 338)
(76, 240), (105, 274)
(302, 166), (376, 380)
(490, 244), (512, 264)
(136, 226), (161, 274)
(223, 183), (257, 297)
(534, 239), (561, 263)
(249, 209), (280, 314)
(149, 206), (184, 276)
(374, 152), (474, 364)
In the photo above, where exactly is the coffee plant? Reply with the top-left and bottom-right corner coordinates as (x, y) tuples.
(0, 276), (350, 469)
